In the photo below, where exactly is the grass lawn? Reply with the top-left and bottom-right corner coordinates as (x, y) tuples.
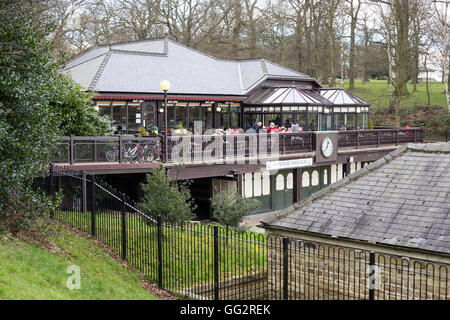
(339, 79), (449, 141)
(54, 210), (268, 292)
(343, 79), (447, 112)
(0, 223), (161, 300)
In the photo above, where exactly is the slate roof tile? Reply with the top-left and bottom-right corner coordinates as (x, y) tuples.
(265, 143), (450, 255)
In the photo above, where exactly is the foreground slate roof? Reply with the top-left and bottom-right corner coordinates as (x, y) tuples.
(62, 38), (317, 96)
(262, 143), (450, 255)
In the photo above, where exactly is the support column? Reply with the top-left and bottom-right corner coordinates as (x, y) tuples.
(293, 168), (302, 203)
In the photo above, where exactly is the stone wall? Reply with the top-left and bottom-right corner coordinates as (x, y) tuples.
(266, 238), (449, 300)
(186, 272), (268, 300)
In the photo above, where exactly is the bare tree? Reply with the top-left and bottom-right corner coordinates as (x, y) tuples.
(433, 0), (450, 113)
(347, 0), (362, 90)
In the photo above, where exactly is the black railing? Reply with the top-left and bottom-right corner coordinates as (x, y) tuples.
(51, 127), (424, 165)
(45, 167), (448, 300)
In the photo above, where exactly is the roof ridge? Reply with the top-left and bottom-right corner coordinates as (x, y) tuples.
(63, 52), (108, 70)
(88, 50), (112, 91)
(261, 58), (310, 78)
(110, 49), (167, 57)
(261, 144), (410, 226)
(260, 60), (268, 75)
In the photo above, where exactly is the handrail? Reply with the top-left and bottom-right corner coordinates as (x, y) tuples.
(52, 127), (424, 164)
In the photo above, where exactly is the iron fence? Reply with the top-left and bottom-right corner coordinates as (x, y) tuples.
(46, 166), (448, 300)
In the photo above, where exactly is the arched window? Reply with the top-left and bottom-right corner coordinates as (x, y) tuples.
(262, 171), (270, 195)
(244, 173), (252, 198)
(253, 172), (262, 197)
(276, 174), (285, 191)
(286, 173), (293, 189)
(302, 171), (310, 187)
(331, 164), (337, 184)
(323, 169), (328, 185)
(311, 170), (319, 186)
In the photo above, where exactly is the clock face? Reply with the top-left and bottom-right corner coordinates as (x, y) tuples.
(321, 137), (334, 158)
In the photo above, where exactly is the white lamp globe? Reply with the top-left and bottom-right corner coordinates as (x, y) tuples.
(160, 80), (171, 92)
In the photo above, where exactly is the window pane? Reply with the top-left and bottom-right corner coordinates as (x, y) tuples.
(302, 171), (310, 187)
(218, 103), (229, 129)
(265, 113), (281, 127)
(262, 171), (270, 195)
(143, 102), (155, 130)
(253, 172), (261, 196)
(308, 113), (318, 131)
(346, 114), (355, 130)
(112, 103), (127, 133)
(335, 114), (345, 130)
(230, 106), (241, 129)
(286, 173), (293, 189)
(189, 103), (201, 129)
(244, 113), (261, 130)
(127, 103), (142, 133)
(97, 103), (111, 120)
(176, 105), (186, 128)
(276, 174), (284, 190)
(201, 104), (213, 131)
(244, 173), (253, 198)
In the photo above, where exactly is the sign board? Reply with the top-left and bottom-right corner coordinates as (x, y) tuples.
(266, 158), (313, 170)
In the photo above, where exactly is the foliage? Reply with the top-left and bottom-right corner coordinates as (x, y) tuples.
(139, 166), (196, 224)
(50, 75), (111, 136)
(211, 190), (261, 230)
(368, 119), (374, 130)
(0, 1), (109, 234)
(0, 1), (61, 233)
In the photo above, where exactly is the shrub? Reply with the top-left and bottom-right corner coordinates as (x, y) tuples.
(139, 166), (196, 224)
(211, 190), (261, 231)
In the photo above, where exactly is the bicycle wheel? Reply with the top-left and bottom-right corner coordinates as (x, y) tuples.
(106, 150), (117, 162)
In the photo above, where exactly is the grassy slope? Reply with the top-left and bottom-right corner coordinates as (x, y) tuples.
(343, 79), (447, 112)
(0, 224), (160, 300)
(341, 79), (448, 140)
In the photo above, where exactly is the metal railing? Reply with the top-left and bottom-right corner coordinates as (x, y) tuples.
(51, 127), (424, 165)
(44, 166), (448, 300)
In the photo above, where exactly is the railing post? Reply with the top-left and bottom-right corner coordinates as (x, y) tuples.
(157, 215), (163, 288)
(283, 237), (290, 300)
(119, 136), (123, 163)
(396, 129), (399, 145)
(214, 225), (219, 300)
(91, 174), (96, 237)
(356, 131), (360, 149)
(377, 130), (380, 147)
(81, 171), (87, 214)
(49, 163), (55, 220)
(121, 193), (127, 261)
(70, 136), (74, 165)
(94, 138), (98, 162)
(369, 251), (375, 300)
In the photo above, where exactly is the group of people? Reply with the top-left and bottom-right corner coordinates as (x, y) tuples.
(251, 120), (304, 134)
(136, 120), (306, 137)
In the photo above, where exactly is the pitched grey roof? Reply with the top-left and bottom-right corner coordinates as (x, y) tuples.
(262, 143), (450, 255)
(62, 38), (315, 96)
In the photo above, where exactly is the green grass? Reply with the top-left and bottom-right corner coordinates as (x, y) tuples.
(339, 79), (449, 141)
(342, 79), (447, 112)
(0, 224), (160, 300)
(54, 210), (268, 292)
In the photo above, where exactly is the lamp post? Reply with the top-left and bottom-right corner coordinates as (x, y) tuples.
(160, 80), (171, 162)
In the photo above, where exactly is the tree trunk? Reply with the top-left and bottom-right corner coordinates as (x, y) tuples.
(393, 0), (410, 97)
(348, 0), (361, 91)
